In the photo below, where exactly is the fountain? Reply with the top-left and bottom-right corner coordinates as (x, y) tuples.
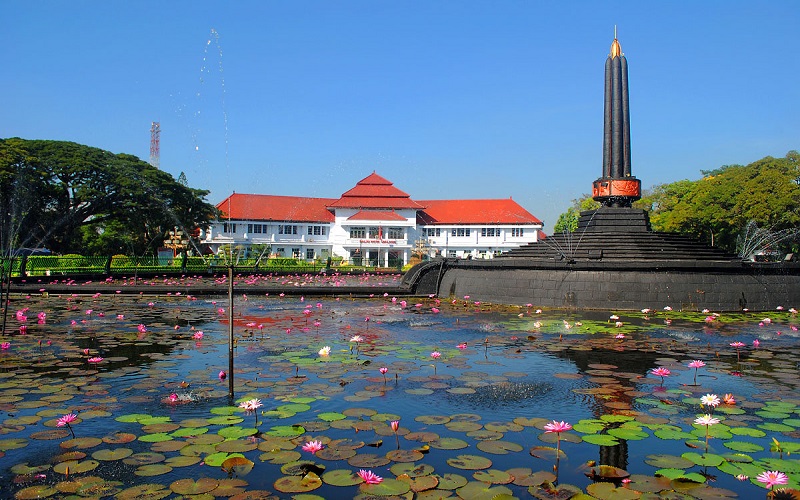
(404, 33), (800, 311)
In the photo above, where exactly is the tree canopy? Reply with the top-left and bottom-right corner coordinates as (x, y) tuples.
(553, 151), (800, 255)
(0, 138), (219, 256)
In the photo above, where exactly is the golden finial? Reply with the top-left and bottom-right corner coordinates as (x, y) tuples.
(610, 26), (622, 58)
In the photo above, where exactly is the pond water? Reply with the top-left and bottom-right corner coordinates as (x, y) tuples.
(1, 292), (799, 499)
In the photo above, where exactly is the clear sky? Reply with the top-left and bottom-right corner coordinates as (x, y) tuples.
(4, 1), (798, 230)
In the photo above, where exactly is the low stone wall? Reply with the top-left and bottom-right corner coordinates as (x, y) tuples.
(415, 262), (800, 311)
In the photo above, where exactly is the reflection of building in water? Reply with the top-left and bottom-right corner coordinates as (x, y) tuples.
(203, 172), (543, 266)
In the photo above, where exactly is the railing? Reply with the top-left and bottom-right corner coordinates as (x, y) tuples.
(1, 255), (410, 278)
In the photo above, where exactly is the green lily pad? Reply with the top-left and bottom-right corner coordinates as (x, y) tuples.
(446, 454), (492, 470)
(455, 481), (513, 500)
(322, 469), (364, 486)
(434, 473), (469, 490)
(218, 426), (257, 439)
(170, 477), (219, 495)
(475, 440), (524, 455)
(53, 459), (99, 474)
(116, 483), (170, 499)
(274, 472), (323, 493)
(580, 434), (619, 446)
(134, 464), (173, 476)
(681, 452), (724, 467)
(266, 425), (306, 438)
(138, 433), (173, 443)
(473, 469), (513, 484)
(317, 412), (346, 422)
(586, 482), (641, 500)
(92, 448), (134, 461)
(723, 441), (764, 453)
(643, 454), (694, 469)
(390, 462), (435, 477)
(359, 478), (411, 496)
(430, 437), (469, 450)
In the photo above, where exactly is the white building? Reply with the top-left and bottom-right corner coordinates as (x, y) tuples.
(203, 172), (543, 266)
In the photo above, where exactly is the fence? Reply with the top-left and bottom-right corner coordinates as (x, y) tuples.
(1, 254), (408, 278)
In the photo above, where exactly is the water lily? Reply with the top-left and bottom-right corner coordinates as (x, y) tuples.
(650, 367), (671, 385)
(379, 366), (388, 383)
(358, 469), (383, 484)
(302, 440), (324, 454)
(730, 341), (745, 361)
(723, 393), (736, 405)
(87, 356), (103, 364)
(239, 398), (263, 425)
(688, 359), (706, 385)
(318, 346), (331, 357)
(701, 394), (720, 412)
(390, 420), (400, 448)
(0, 342), (9, 350)
(543, 420), (572, 472)
(756, 470), (788, 491)
(57, 413), (78, 438)
(694, 414), (720, 453)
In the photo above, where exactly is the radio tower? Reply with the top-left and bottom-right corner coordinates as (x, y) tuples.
(149, 121), (160, 169)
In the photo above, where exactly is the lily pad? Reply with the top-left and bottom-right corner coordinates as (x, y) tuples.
(322, 469), (363, 486)
(446, 454), (492, 470)
(170, 477), (219, 495)
(359, 477), (411, 496)
(473, 469), (514, 484)
(455, 481), (513, 500)
(274, 472), (323, 493)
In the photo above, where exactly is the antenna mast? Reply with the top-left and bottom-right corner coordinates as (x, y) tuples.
(149, 121), (161, 169)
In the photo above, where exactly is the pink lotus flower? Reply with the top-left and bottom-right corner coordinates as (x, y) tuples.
(238, 398), (263, 413)
(695, 414), (720, 453)
(688, 360), (705, 385)
(350, 335), (364, 343)
(753, 339), (760, 348)
(430, 351), (441, 359)
(650, 367), (671, 385)
(193, 331), (204, 340)
(137, 324), (147, 333)
(0, 342), (9, 350)
(723, 394), (736, 405)
(457, 343), (467, 349)
(57, 413), (78, 438)
(87, 357), (103, 363)
(730, 341), (745, 348)
(756, 470), (789, 490)
(379, 367), (388, 374)
(218, 370), (226, 380)
(358, 469), (383, 484)
(390, 420), (399, 432)
(302, 440), (324, 454)
(543, 420), (573, 433)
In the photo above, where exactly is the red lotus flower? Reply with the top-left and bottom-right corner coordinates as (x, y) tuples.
(543, 420), (572, 433)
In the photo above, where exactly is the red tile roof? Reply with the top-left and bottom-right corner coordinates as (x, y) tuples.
(347, 210), (408, 221)
(328, 172), (425, 209)
(217, 193), (335, 222)
(416, 199), (542, 225)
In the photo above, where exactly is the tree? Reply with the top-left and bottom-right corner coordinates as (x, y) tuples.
(0, 138), (219, 255)
(552, 196), (600, 233)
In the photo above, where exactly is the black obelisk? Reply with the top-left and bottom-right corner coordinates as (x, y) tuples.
(592, 30), (641, 207)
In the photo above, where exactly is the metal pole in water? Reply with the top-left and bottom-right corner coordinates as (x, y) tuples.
(228, 265), (234, 399)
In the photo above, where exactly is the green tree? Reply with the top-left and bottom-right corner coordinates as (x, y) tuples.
(553, 196), (600, 233)
(0, 138), (219, 255)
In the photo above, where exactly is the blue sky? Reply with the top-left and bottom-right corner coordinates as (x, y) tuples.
(4, 1), (798, 229)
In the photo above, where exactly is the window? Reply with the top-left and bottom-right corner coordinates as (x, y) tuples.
(448, 250), (458, 258)
(307, 226), (327, 236)
(247, 224), (266, 234)
(387, 227), (403, 239)
(350, 226), (366, 238)
(511, 228), (524, 237)
(451, 228), (471, 237)
(481, 228), (499, 237)
(368, 227), (380, 238)
(306, 249), (315, 260)
(425, 228), (440, 237)
(278, 225), (297, 235)
(223, 223), (236, 233)
(292, 248), (301, 258)
(275, 247), (285, 256)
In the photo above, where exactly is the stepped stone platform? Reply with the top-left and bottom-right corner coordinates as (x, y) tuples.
(403, 208), (800, 311)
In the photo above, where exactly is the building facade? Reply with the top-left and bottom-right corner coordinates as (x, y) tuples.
(203, 172), (543, 266)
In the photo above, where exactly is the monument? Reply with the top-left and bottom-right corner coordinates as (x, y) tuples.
(403, 32), (800, 311)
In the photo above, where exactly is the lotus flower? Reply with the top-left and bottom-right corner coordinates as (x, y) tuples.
(318, 346), (331, 357)
(302, 440), (324, 454)
(57, 413), (78, 438)
(695, 414), (720, 453)
(700, 393), (720, 408)
(756, 470), (788, 490)
(650, 367), (671, 385)
(688, 360), (706, 385)
(358, 469), (383, 484)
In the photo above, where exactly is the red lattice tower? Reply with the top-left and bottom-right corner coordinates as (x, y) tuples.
(149, 121), (160, 169)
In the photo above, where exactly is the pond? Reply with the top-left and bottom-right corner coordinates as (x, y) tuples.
(1, 292), (799, 499)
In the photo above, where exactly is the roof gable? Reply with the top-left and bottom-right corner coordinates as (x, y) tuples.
(328, 171), (424, 209)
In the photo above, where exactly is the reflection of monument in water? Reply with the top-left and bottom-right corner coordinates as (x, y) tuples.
(405, 33), (800, 311)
